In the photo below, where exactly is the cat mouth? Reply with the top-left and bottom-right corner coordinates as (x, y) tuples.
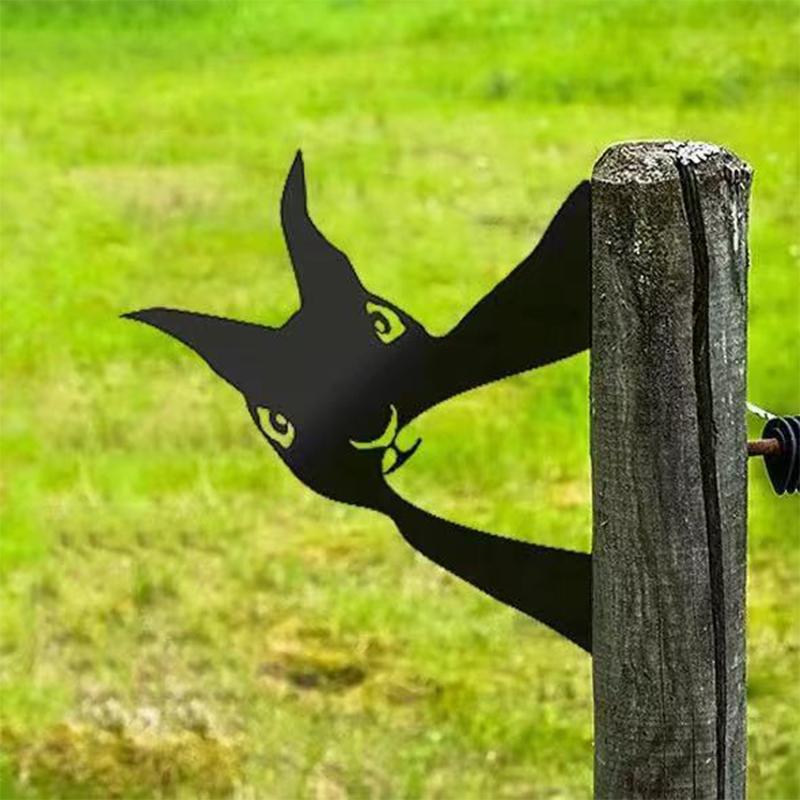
(349, 404), (421, 475)
(382, 436), (422, 476)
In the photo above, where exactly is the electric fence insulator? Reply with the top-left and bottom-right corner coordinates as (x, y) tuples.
(759, 415), (800, 495)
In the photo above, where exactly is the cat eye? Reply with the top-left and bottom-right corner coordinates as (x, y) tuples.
(366, 301), (406, 344)
(256, 407), (295, 449)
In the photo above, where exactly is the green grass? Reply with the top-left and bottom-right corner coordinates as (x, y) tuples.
(1, 0), (798, 797)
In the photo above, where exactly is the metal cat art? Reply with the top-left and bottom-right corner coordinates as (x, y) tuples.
(124, 152), (593, 651)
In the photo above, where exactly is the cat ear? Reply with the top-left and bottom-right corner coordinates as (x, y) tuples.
(123, 307), (277, 400)
(281, 151), (364, 308)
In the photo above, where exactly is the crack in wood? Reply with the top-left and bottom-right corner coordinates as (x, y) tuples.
(676, 159), (728, 800)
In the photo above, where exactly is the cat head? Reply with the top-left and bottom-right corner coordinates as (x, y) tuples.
(125, 152), (433, 507)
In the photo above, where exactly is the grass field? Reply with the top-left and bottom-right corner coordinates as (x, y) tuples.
(1, 1), (799, 797)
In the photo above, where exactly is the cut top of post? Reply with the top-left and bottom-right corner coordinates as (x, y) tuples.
(594, 139), (751, 187)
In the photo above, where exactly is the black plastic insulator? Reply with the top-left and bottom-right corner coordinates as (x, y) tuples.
(761, 416), (800, 495)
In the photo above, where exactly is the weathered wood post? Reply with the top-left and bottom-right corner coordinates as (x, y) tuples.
(591, 141), (751, 798)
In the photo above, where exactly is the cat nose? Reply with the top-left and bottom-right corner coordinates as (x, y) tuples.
(349, 405), (398, 451)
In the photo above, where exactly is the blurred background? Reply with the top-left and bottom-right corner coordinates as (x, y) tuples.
(1, 1), (798, 797)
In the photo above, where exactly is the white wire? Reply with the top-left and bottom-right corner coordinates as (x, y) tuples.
(746, 401), (777, 421)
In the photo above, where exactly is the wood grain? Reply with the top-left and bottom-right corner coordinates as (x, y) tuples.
(591, 141), (750, 799)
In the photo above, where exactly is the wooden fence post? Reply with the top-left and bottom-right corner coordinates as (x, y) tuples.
(591, 141), (751, 799)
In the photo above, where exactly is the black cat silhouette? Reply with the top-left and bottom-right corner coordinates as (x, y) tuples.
(125, 152), (593, 651)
